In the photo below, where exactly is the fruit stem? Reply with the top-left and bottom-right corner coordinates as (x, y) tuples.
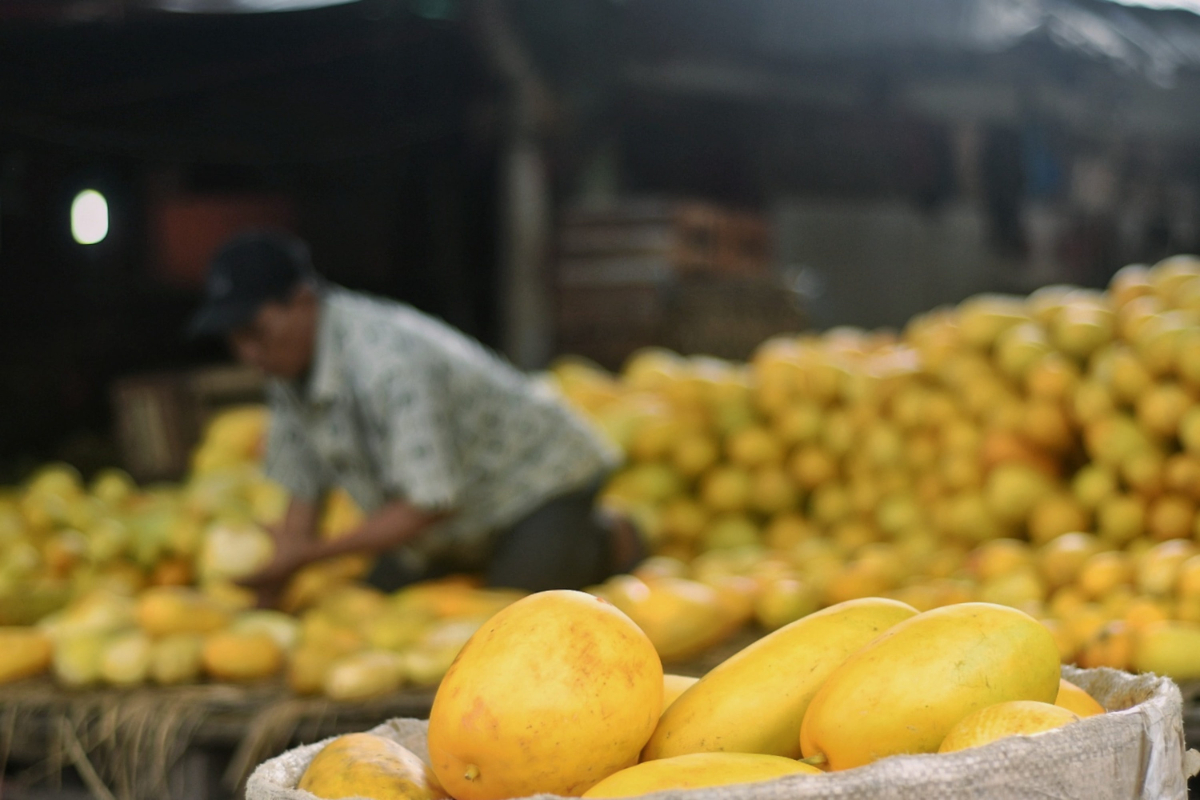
(799, 753), (827, 767)
(464, 765), (480, 782)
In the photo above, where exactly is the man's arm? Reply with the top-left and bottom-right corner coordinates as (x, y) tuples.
(239, 497), (448, 603)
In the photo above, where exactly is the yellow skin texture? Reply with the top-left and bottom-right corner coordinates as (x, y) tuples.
(299, 733), (447, 800)
(427, 591), (663, 800)
(1133, 621), (1200, 680)
(0, 627), (52, 684)
(1055, 678), (1105, 717)
(645, 598), (918, 760)
(661, 674), (699, 715)
(581, 753), (823, 798)
(938, 701), (1080, 753)
(800, 603), (1060, 770)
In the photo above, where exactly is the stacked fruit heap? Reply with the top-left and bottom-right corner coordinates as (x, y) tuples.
(0, 409), (530, 697)
(553, 255), (1200, 679)
(296, 591), (1109, 800)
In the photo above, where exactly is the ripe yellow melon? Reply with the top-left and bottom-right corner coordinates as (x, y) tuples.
(299, 733), (447, 800)
(661, 674), (698, 715)
(581, 753), (821, 798)
(0, 627), (52, 684)
(150, 633), (205, 685)
(1055, 678), (1105, 717)
(136, 587), (230, 637)
(800, 603), (1060, 770)
(201, 631), (283, 682)
(597, 576), (739, 661)
(938, 701), (1079, 753)
(1132, 621), (1200, 680)
(645, 598), (917, 761)
(323, 651), (406, 701)
(426, 591), (663, 800)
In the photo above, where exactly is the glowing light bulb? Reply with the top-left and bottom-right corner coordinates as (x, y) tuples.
(71, 189), (109, 245)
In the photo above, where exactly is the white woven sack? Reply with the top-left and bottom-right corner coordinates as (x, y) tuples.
(247, 666), (1198, 800)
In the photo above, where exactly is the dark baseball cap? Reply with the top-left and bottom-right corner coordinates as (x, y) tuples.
(188, 231), (315, 338)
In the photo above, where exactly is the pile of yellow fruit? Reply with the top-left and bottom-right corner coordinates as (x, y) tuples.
(550, 255), (1200, 679)
(297, 591), (1109, 800)
(0, 407), (534, 697)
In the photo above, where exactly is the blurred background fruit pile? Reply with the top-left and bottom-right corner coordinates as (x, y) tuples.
(555, 255), (1200, 678)
(7, 256), (1200, 695)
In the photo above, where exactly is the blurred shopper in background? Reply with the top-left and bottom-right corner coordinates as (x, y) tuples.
(189, 231), (640, 606)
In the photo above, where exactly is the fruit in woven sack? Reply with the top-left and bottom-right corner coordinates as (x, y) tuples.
(136, 587), (231, 637)
(299, 733), (447, 800)
(661, 674), (698, 714)
(201, 631), (283, 682)
(0, 627), (52, 684)
(1055, 679), (1105, 717)
(324, 652), (406, 701)
(150, 633), (205, 685)
(1131, 621), (1200, 680)
(592, 575), (738, 661)
(427, 590), (663, 800)
(646, 597), (917, 761)
(581, 753), (822, 799)
(938, 701), (1080, 753)
(800, 603), (1060, 771)
(100, 630), (152, 686)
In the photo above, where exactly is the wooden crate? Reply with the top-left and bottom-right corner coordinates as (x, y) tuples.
(558, 200), (767, 286)
(111, 364), (265, 482)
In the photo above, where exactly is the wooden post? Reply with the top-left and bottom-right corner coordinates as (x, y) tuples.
(471, 0), (556, 369)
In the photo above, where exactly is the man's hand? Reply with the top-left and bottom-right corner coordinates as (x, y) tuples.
(235, 497), (321, 608)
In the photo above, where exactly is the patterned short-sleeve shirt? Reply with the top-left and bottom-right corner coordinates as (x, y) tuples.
(264, 287), (619, 564)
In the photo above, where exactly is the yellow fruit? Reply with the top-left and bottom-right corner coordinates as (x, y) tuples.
(958, 294), (1030, 349)
(1055, 679), (1104, 717)
(646, 598), (917, 761)
(1077, 551), (1134, 601)
(53, 632), (108, 688)
(289, 643), (360, 695)
(985, 464), (1055, 527)
(1063, 604), (1108, 648)
(1038, 533), (1101, 589)
(970, 539), (1033, 582)
(700, 515), (760, 552)
(1078, 621), (1133, 670)
(1110, 263), (1154, 307)
(581, 753), (821, 798)
(788, 447), (837, 490)
(1040, 618), (1078, 663)
(1147, 495), (1196, 541)
(979, 569), (1046, 608)
(1053, 303), (1114, 359)
(727, 426), (783, 468)
(1181, 406), (1200, 455)
(299, 733), (447, 800)
(1124, 598), (1171, 631)
(135, 587), (231, 637)
(752, 577), (818, 631)
(150, 633), (205, 685)
(1097, 495), (1146, 546)
(800, 603), (1060, 771)
(201, 631), (283, 682)
(100, 631), (152, 686)
(324, 651), (406, 701)
(1027, 354), (1080, 401)
(810, 483), (852, 526)
(1028, 495), (1089, 546)
(427, 591), (662, 800)
(602, 576), (737, 662)
(0, 627), (53, 684)
(658, 499), (709, 543)
(629, 418), (683, 463)
(1072, 465), (1117, 510)
(661, 674), (698, 714)
(996, 323), (1051, 380)
(1137, 383), (1193, 439)
(773, 403), (822, 445)
(763, 513), (814, 550)
(1136, 539), (1197, 596)
(700, 467), (752, 513)
(1177, 554), (1200, 598)
(938, 701), (1079, 753)
(671, 434), (719, 479)
(1133, 621), (1200, 680)
(1164, 454), (1200, 500)
(1121, 450), (1165, 497)
(748, 466), (799, 515)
